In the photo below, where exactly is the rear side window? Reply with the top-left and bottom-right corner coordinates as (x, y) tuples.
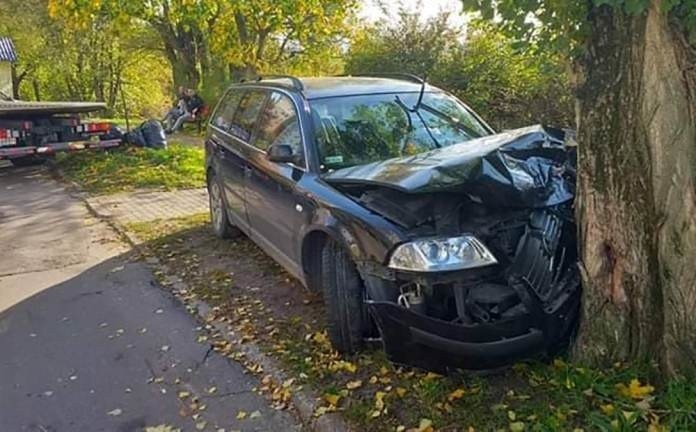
(229, 90), (267, 142)
(211, 89), (242, 131)
(254, 92), (302, 158)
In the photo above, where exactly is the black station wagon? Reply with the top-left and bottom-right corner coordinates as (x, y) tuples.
(205, 75), (580, 372)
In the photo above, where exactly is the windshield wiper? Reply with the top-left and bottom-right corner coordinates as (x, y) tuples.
(418, 102), (480, 139)
(394, 94), (441, 149)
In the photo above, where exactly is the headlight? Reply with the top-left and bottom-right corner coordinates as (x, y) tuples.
(388, 235), (498, 272)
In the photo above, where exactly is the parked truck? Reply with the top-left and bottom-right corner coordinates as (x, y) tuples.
(0, 37), (121, 166)
(0, 99), (122, 165)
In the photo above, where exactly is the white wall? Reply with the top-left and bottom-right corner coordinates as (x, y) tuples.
(0, 62), (13, 97)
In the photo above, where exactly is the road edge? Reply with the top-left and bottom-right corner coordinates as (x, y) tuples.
(50, 162), (351, 432)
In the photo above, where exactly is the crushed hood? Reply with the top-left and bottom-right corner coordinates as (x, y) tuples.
(324, 125), (576, 208)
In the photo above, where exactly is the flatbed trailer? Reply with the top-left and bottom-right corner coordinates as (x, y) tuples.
(0, 100), (122, 164)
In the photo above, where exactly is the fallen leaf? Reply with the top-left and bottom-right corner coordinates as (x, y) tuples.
(447, 388), (466, 402)
(236, 411), (247, 420)
(110, 265), (124, 273)
(509, 421), (525, 432)
(324, 393), (341, 406)
(600, 403), (615, 415)
(417, 418), (433, 432)
(616, 379), (654, 400)
(346, 380), (362, 390)
(195, 421), (207, 430)
(249, 410), (262, 419)
(107, 408), (122, 416)
(375, 391), (387, 411)
(395, 387), (407, 398)
(207, 386), (217, 394)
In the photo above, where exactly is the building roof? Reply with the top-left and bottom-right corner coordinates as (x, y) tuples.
(0, 38), (18, 62)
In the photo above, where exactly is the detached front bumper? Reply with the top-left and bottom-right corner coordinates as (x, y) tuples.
(363, 209), (581, 372)
(368, 284), (579, 372)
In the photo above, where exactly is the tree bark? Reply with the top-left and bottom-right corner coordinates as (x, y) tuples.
(574, 1), (696, 377)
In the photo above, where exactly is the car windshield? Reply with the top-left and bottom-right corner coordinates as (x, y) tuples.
(309, 92), (492, 172)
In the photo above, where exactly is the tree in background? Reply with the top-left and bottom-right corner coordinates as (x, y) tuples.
(462, 0), (696, 377)
(345, 10), (573, 130)
(0, 0), (171, 117)
(48, 0), (358, 92)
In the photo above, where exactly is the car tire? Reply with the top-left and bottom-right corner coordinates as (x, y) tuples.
(321, 239), (367, 354)
(207, 173), (240, 239)
(12, 156), (46, 167)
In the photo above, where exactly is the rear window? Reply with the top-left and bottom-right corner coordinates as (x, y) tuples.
(254, 91), (302, 156)
(211, 89), (242, 131)
(229, 90), (267, 142)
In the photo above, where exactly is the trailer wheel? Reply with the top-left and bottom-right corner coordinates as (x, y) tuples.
(12, 156), (46, 167)
(321, 239), (368, 354)
(207, 172), (241, 239)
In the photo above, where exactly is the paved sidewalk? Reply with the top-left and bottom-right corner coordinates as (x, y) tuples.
(87, 188), (208, 224)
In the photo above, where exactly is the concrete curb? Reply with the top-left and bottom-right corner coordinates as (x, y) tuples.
(51, 164), (351, 432)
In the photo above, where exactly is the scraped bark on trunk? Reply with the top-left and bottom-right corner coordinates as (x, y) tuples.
(574, 2), (696, 376)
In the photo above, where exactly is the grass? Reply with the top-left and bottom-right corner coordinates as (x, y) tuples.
(54, 142), (205, 195)
(128, 214), (696, 432)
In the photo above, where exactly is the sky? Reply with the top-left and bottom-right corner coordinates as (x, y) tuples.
(358, 0), (468, 28)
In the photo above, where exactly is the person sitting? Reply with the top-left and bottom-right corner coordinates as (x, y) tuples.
(165, 89), (205, 134)
(162, 86), (188, 127)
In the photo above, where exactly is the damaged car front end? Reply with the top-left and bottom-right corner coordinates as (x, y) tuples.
(324, 125), (580, 372)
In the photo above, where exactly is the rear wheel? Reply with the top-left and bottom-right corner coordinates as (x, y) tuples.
(12, 156), (46, 167)
(207, 173), (240, 239)
(321, 239), (369, 354)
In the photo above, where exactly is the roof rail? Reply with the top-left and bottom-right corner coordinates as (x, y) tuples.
(256, 74), (304, 91)
(351, 73), (425, 84)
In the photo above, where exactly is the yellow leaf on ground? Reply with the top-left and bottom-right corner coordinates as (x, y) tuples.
(600, 404), (615, 415)
(346, 380), (362, 390)
(509, 421), (525, 432)
(324, 393), (341, 406)
(447, 388), (466, 402)
(417, 418), (434, 432)
(423, 372), (441, 381)
(236, 411), (247, 420)
(616, 379), (654, 400)
(375, 391), (387, 410)
(395, 387), (407, 397)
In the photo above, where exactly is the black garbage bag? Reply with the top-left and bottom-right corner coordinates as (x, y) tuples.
(125, 120), (167, 149)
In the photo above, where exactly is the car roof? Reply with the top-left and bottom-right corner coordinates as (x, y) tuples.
(236, 76), (443, 100)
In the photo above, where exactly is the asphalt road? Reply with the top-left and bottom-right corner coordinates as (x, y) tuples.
(0, 166), (301, 432)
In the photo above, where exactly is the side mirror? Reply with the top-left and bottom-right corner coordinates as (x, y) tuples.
(267, 144), (295, 163)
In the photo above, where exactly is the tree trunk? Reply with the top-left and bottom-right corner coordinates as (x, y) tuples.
(574, 2), (696, 377)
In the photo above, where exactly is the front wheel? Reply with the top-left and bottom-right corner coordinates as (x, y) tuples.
(207, 173), (240, 239)
(321, 239), (369, 354)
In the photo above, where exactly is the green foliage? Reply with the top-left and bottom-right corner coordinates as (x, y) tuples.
(55, 143), (205, 195)
(460, 0), (696, 53)
(48, 0), (357, 92)
(0, 0), (171, 117)
(346, 12), (573, 129)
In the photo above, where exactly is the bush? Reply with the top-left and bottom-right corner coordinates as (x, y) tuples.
(346, 14), (574, 130)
